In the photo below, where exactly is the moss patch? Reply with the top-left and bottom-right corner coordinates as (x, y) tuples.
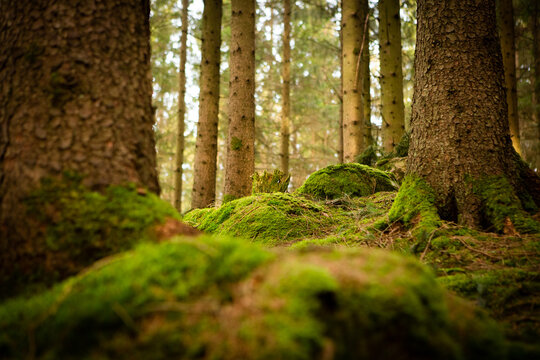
(296, 163), (397, 200)
(0, 236), (506, 360)
(6, 173), (180, 295)
(474, 176), (540, 234)
(252, 169), (290, 194)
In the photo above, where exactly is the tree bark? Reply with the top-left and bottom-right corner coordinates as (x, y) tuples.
(280, 0), (291, 174)
(341, 0), (365, 162)
(532, 1), (540, 144)
(361, 1), (372, 147)
(409, 0), (521, 227)
(497, 0), (521, 154)
(192, 0), (223, 209)
(223, 0), (256, 201)
(0, 0), (158, 235)
(174, 0), (189, 212)
(379, 0), (405, 153)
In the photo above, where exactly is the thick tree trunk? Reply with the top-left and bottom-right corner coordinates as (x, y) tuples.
(174, 0), (189, 212)
(280, 0), (291, 174)
(223, 0), (256, 201)
(497, 0), (521, 154)
(191, 0), (223, 209)
(379, 0), (405, 153)
(0, 0), (158, 274)
(409, 0), (520, 227)
(361, 1), (372, 147)
(341, 0), (365, 162)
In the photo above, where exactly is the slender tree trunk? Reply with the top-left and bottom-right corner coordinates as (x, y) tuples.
(379, 0), (405, 153)
(497, 0), (521, 154)
(174, 0), (189, 212)
(192, 0), (223, 209)
(409, 0), (519, 227)
(532, 1), (540, 144)
(342, 0), (365, 163)
(223, 0), (256, 201)
(338, 27), (344, 164)
(280, 0), (291, 174)
(362, 1), (372, 146)
(0, 0), (158, 268)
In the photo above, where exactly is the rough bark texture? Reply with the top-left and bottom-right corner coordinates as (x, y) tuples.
(342, 0), (365, 162)
(379, 0), (405, 153)
(497, 0), (521, 153)
(361, 1), (372, 146)
(224, 0), (256, 201)
(174, 0), (189, 212)
(409, 0), (521, 227)
(338, 29), (344, 164)
(533, 2), (540, 144)
(0, 0), (158, 259)
(191, 0), (223, 209)
(280, 0), (291, 174)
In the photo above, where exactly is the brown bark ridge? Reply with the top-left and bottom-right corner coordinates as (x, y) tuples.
(379, 0), (405, 153)
(191, 0), (223, 209)
(361, 1), (372, 147)
(497, 0), (521, 154)
(280, 0), (291, 175)
(0, 1), (158, 241)
(174, 0), (189, 212)
(341, 0), (365, 163)
(532, 1), (540, 144)
(409, 0), (525, 227)
(223, 0), (256, 201)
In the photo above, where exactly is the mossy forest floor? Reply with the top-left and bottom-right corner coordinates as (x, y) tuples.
(1, 165), (539, 359)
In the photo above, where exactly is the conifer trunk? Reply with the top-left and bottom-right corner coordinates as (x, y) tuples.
(408, 0), (522, 227)
(532, 2), (540, 144)
(173, 0), (189, 212)
(223, 0), (256, 201)
(191, 0), (223, 209)
(379, 0), (405, 153)
(341, 0), (365, 163)
(280, 0), (291, 174)
(497, 0), (521, 153)
(0, 0), (158, 267)
(361, 1), (372, 146)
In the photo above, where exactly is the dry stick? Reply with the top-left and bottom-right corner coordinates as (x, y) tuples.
(420, 230), (437, 261)
(455, 236), (503, 260)
(354, 9), (372, 92)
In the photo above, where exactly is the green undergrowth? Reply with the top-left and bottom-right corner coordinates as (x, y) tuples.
(184, 192), (396, 246)
(0, 236), (508, 360)
(474, 176), (540, 234)
(8, 173), (180, 294)
(296, 163), (398, 200)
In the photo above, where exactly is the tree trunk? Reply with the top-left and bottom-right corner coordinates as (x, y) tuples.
(0, 0), (158, 275)
(280, 0), (291, 174)
(341, 0), (365, 163)
(338, 28), (344, 164)
(223, 0), (256, 202)
(174, 0), (189, 212)
(532, 1), (540, 144)
(361, 1), (372, 147)
(191, 0), (223, 209)
(497, 0), (521, 154)
(379, 0), (405, 153)
(408, 0), (527, 227)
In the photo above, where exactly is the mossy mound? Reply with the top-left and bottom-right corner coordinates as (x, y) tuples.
(183, 193), (349, 245)
(3, 173), (181, 297)
(0, 236), (506, 360)
(296, 163), (398, 200)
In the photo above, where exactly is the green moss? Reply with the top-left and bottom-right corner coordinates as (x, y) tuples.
(183, 207), (216, 225)
(252, 169), (290, 194)
(385, 175), (442, 241)
(183, 192), (348, 245)
(439, 269), (540, 343)
(356, 145), (378, 166)
(296, 163), (397, 200)
(223, 193), (238, 204)
(13, 172), (180, 288)
(0, 237), (506, 359)
(231, 136), (243, 150)
(474, 176), (540, 234)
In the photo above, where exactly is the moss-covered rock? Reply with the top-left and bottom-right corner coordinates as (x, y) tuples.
(3, 173), (181, 296)
(252, 169), (290, 194)
(0, 236), (506, 360)
(183, 192), (350, 245)
(296, 163), (398, 200)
